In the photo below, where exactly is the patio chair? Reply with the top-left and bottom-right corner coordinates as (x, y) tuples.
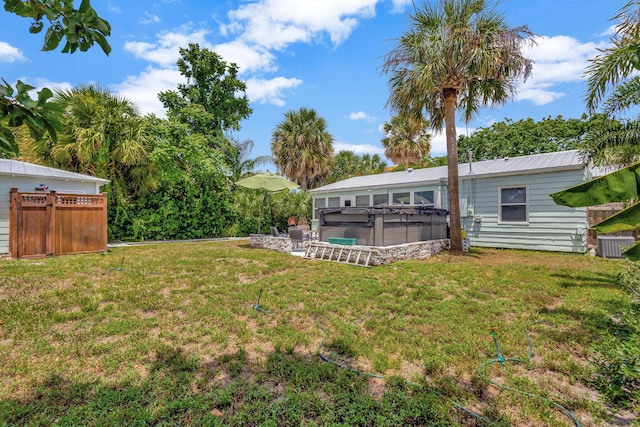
(270, 226), (288, 237)
(289, 228), (305, 249)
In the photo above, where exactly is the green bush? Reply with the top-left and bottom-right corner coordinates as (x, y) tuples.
(591, 261), (640, 409)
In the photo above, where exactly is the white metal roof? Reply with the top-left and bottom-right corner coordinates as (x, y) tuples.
(0, 159), (110, 184)
(311, 150), (586, 194)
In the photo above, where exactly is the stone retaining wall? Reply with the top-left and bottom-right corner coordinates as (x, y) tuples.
(250, 234), (450, 265)
(368, 239), (450, 265)
(249, 234), (294, 253)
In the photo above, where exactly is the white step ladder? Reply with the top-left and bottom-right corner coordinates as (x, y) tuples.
(303, 242), (375, 267)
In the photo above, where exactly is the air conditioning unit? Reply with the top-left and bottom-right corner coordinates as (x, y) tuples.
(597, 236), (635, 259)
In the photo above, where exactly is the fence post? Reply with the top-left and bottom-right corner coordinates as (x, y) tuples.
(102, 192), (108, 252)
(47, 191), (56, 256)
(9, 188), (18, 258)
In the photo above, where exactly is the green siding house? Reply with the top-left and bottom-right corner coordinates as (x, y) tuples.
(310, 150), (590, 253)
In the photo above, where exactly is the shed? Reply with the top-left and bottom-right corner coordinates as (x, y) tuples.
(1, 159), (109, 255)
(310, 150), (591, 253)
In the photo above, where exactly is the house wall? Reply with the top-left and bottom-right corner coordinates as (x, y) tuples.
(312, 167), (589, 254)
(0, 176), (101, 254)
(459, 168), (588, 253)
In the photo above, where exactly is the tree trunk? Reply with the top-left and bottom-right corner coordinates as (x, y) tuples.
(443, 89), (462, 252)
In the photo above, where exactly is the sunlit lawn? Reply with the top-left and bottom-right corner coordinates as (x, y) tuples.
(0, 240), (630, 426)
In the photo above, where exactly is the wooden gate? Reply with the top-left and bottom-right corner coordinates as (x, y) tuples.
(9, 188), (107, 258)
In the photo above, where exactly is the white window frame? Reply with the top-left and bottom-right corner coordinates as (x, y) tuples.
(498, 185), (529, 224)
(373, 193), (388, 206)
(392, 191), (410, 205)
(328, 196), (340, 208)
(355, 195), (370, 207)
(414, 190), (435, 206)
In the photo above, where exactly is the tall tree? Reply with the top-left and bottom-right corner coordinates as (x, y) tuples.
(327, 151), (386, 183)
(158, 43), (252, 151)
(1, 0), (111, 156)
(383, 0), (534, 251)
(381, 114), (431, 169)
(25, 85), (153, 238)
(34, 85), (152, 190)
(271, 107), (334, 190)
(226, 136), (273, 182)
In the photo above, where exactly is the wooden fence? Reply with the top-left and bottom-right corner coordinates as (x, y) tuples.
(586, 202), (636, 248)
(9, 188), (107, 259)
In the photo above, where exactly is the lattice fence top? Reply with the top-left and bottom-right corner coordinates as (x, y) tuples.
(16, 192), (105, 207)
(55, 195), (104, 206)
(19, 194), (49, 205)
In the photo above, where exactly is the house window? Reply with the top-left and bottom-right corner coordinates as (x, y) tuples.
(314, 198), (326, 219)
(355, 195), (370, 206)
(499, 186), (528, 223)
(392, 192), (410, 205)
(373, 193), (388, 206)
(344, 200), (352, 207)
(415, 190), (434, 206)
(328, 197), (340, 208)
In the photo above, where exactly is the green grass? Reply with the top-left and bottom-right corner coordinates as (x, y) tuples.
(0, 241), (633, 426)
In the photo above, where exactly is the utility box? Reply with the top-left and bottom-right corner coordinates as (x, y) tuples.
(597, 236), (635, 258)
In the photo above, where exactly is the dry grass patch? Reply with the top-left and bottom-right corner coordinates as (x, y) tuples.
(0, 242), (632, 425)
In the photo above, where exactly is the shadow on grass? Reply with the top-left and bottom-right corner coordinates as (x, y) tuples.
(0, 347), (501, 427)
(551, 270), (618, 290)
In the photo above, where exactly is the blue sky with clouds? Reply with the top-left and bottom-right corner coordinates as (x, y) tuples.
(0, 0), (623, 163)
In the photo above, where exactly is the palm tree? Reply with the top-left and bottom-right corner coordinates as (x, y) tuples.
(45, 85), (152, 194)
(585, 0), (640, 113)
(227, 136), (273, 182)
(383, 0), (534, 251)
(381, 114), (431, 170)
(271, 107), (334, 190)
(328, 151), (387, 183)
(581, 1), (640, 167)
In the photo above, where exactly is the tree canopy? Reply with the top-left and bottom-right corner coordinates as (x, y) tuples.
(381, 114), (431, 169)
(158, 44), (252, 147)
(327, 151), (386, 183)
(457, 115), (587, 162)
(383, 0), (535, 251)
(271, 107), (334, 190)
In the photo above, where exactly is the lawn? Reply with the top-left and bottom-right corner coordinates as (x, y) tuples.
(0, 240), (634, 426)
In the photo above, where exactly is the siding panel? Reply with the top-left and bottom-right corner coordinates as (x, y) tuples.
(460, 169), (587, 253)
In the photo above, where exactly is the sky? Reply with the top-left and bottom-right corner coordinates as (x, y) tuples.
(0, 0), (625, 165)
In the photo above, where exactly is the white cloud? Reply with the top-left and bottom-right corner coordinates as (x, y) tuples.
(227, 0), (378, 49)
(0, 41), (25, 63)
(140, 12), (161, 25)
(349, 111), (374, 121)
(389, 0), (412, 13)
(112, 67), (184, 117)
(214, 40), (276, 74)
(124, 29), (210, 66)
(246, 76), (303, 106)
(516, 35), (607, 105)
(116, 1), (390, 113)
(30, 78), (74, 94)
(334, 141), (385, 155)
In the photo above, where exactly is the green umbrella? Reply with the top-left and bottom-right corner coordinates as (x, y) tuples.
(236, 172), (299, 233)
(236, 171), (299, 192)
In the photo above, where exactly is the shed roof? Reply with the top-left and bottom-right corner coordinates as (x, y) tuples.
(0, 159), (110, 184)
(311, 150), (586, 194)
